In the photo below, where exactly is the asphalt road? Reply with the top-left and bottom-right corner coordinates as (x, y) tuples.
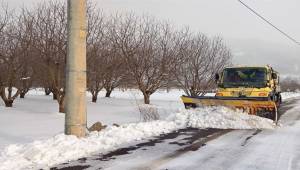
(51, 97), (300, 170)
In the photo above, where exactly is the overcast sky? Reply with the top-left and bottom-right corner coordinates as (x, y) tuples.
(98, 0), (300, 45)
(6, 0), (300, 76)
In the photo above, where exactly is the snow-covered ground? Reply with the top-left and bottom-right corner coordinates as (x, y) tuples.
(281, 91), (300, 100)
(158, 99), (300, 170)
(0, 90), (299, 170)
(0, 89), (183, 151)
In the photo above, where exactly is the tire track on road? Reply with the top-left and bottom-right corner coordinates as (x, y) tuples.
(134, 129), (232, 170)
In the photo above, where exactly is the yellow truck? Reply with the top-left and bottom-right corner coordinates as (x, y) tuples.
(181, 65), (281, 122)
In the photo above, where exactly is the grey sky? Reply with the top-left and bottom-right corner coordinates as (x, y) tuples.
(98, 0), (300, 46)
(6, 0), (300, 75)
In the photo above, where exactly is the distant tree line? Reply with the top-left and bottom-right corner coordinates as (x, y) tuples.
(281, 77), (300, 92)
(0, 1), (232, 111)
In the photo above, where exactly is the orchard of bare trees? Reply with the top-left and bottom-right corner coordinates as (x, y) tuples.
(0, 0), (232, 111)
(281, 77), (300, 92)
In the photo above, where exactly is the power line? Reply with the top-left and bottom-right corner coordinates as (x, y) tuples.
(237, 0), (300, 46)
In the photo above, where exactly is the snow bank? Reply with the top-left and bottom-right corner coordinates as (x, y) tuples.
(168, 107), (275, 130)
(0, 106), (275, 170)
(0, 121), (179, 170)
(281, 92), (300, 100)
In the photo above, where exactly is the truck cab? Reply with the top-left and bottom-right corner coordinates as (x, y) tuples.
(215, 66), (281, 105)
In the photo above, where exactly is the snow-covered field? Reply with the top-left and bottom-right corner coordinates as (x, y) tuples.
(0, 90), (299, 170)
(281, 91), (300, 100)
(0, 89), (183, 151)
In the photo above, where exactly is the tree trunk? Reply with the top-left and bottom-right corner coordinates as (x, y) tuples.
(92, 95), (97, 103)
(45, 88), (51, 95)
(19, 89), (29, 99)
(20, 92), (26, 98)
(143, 93), (150, 104)
(53, 93), (57, 100)
(105, 90), (112, 98)
(59, 97), (65, 113)
(59, 103), (65, 113)
(4, 100), (13, 107)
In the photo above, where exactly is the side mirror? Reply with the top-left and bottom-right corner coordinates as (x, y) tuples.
(215, 73), (220, 82)
(272, 73), (277, 79)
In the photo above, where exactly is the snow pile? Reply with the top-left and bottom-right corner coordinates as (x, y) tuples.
(0, 107), (275, 170)
(168, 107), (275, 129)
(0, 121), (179, 170)
(281, 92), (300, 100)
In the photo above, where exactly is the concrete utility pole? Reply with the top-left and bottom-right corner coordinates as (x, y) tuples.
(65, 0), (87, 137)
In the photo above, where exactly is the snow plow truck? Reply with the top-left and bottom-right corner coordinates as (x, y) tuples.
(181, 65), (281, 122)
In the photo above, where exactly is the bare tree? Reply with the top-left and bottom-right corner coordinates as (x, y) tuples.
(0, 1), (234, 108)
(86, 7), (107, 102)
(32, 1), (67, 112)
(16, 8), (36, 98)
(174, 34), (232, 97)
(281, 77), (300, 92)
(0, 1), (9, 33)
(102, 47), (124, 98)
(111, 15), (178, 104)
(86, 11), (126, 102)
(0, 9), (22, 107)
(101, 17), (126, 98)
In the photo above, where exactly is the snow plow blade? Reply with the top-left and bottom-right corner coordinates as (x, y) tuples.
(181, 96), (278, 122)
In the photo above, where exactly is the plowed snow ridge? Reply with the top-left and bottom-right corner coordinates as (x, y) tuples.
(0, 106), (275, 170)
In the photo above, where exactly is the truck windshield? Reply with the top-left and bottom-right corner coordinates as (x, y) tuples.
(222, 68), (267, 88)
